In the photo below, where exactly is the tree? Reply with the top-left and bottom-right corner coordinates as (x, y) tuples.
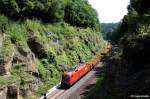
(48, 0), (67, 22)
(131, 0), (150, 15)
(0, 0), (101, 31)
(64, 0), (100, 31)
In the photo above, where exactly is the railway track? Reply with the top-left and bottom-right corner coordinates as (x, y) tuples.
(47, 90), (66, 99)
(41, 62), (103, 99)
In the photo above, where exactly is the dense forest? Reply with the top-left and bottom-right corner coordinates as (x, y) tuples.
(89, 0), (150, 98)
(0, 0), (106, 98)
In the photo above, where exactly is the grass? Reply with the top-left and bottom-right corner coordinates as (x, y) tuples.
(37, 79), (60, 95)
(0, 15), (9, 32)
(0, 75), (20, 88)
(35, 58), (61, 95)
(0, 35), (13, 58)
(7, 23), (28, 48)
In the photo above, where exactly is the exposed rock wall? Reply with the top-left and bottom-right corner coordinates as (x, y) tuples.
(7, 84), (19, 99)
(13, 47), (38, 74)
(0, 18), (105, 98)
(103, 45), (150, 99)
(0, 63), (7, 76)
(0, 87), (7, 99)
(0, 53), (14, 75)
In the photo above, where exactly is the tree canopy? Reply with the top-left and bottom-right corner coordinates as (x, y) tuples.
(0, 0), (100, 31)
(109, 0), (150, 41)
(64, 0), (100, 31)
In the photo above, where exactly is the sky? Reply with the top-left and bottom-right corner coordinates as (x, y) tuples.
(88, 0), (130, 23)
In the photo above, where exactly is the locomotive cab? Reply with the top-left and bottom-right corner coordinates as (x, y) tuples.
(61, 63), (87, 88)
(61, 72), (71, 88)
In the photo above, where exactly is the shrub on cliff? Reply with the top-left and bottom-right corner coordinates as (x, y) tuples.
(0, 15), (9, 32)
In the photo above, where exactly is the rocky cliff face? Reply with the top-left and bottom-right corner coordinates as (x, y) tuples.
(0, 43), (39, 99)
(103, 40), (150, 99)
(0, 19), (105, 98)
(100, 0), (150, 97)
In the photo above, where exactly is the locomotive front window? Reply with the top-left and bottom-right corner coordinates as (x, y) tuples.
(63, 75), (70, 81)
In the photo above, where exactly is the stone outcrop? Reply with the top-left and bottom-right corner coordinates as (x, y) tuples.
(13, 48), (35, 64)
(0, 34), (14, 75)
(102, 45), (150, 99)
(20, 79), (39, 97)
(0, 44), (39, 98)
(7, 84), (19, 99)
(12, 47), (39, 76)
(0, 87), (7, 99)
(27, 35), (47, 59)
(0, 62), (7, 76)
(0, 53), (14, 76)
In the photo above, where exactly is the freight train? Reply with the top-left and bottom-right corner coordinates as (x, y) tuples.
(61, 42), (112, 88)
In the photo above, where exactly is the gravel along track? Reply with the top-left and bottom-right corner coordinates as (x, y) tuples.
(46, 62), (103, 99)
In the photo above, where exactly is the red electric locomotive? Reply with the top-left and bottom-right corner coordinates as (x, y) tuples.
(61, 63), (91, 87)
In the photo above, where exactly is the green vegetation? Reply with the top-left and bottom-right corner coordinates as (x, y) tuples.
(0, 17), (105, 97)
(91, 0), (150, 98)
(89, 0), (150, 98)
(0, 0), (100, 31)
(8, 23), (28, 48)
(0, 0), (105, 98)
(0, 15), (9, 32)
(101, 23), (118, 39)
(64, 0), (100, 31)
(110, 0), (150, 42)
(0, 64), (32, 87)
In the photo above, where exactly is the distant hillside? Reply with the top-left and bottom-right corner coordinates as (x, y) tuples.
(101, 23), (118, 39)
(101, 23), (118, 33)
